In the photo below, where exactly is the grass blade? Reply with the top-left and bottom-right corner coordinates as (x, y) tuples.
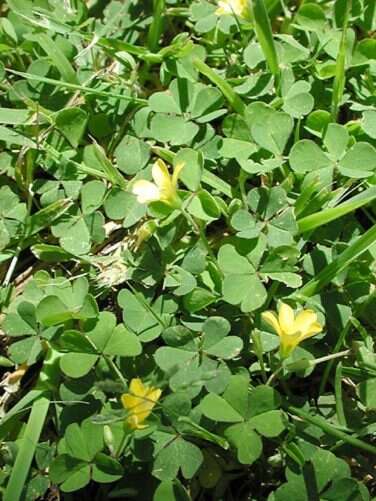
(5, 69), (148, 105)
(25, 198), (73, 237)
(0, 390), (47, 438)
(4, 397), (49, 501)
(335, 362), (347, 427)
(297, 186), (376, 233)
(331, 0), (351, 120)
(147, 0), (165, 52)
(295, 223), (376, 298)
(287, 405), (376, 455)
(250, 0), (280, 90)
(193, 58), (246, 115)
(32, 33), (78, 84)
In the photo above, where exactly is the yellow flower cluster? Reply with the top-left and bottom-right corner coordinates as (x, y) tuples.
(262, 303), (323, 359)
(121, 378), (161, 430)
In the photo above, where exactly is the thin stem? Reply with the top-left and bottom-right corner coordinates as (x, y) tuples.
(127, 282), (166, 328)
(335, 362), (347, 427)
(287, 405), (376, 456)
(115, 429), (132, 458)
(180, 207), (219, 269)
(266, 365), (283, 385)
(265, 281), (280, 309)
(239, 171), (249, 208)
(318, 322), (351, 395)
(104, 356), (127, 391)
(251, 330), (267, 383)
(313, 349), (351, 366)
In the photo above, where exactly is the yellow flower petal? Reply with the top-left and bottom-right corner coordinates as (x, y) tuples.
(293, 310), (319, 336)
(280, 332), (302, 359)
(278, 303), (295, 334)
(301, 321), (322, 341)
(121, 379), (162, 430)
(121, 393), (138, 410)
(132, 180), (160, 204)
(262, 311), (282, 337)
(152, 159), (171, 190)
(172, 162), (185, 188)
(129, 378), (148, 397)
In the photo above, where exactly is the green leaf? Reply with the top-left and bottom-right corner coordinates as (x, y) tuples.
(204, 337), (243, 359)
(81, 180), (106, 215)
(115, 135), (150, 175)
(59, 330), (97, 354)
(362, 110), (376, 139)
(49, 455), (87, 484)
(61, 465), (91, 492)
(202, 317), (230, 348)
(174, 148), (203, 191)
(118, 289), (163, 342)
(103, 324), (142, 357)
(183, 288), (217, 313)
(282, 81), (314, 118)
(219, 244), (267, 312)
(149, 91), (181, 114)
(224, 422), (263, 465)
(55, 107), (88, 148)
(150, 114), (199, 145)
(0, 108), (30, 125)
(249, 385), (281, 416)
(323, 123), (349, 160)
(154, 346), (196, 372)
(249, 410), (286, 437)
(57, 216), (91, 256)
(36, 296), (71, 326)
(66, 420), (103, 462)
(219, 138), (257, 162)
(31, 244), (73, 262)
(338, 142), (376, 178)
(92, 453), (123, 483)
(59, 352), (98, 378)
(223, 374), (250, 419)
(248, 103), (293, 155)
(289, 140), (331, 173)
(153, 480), (190, 501)
(0, 124), (35, 147)
(296, 3), (326, 31)
(298, 186), (376, 233)
(153, 436), (203, 481)
(200, 393), (243, 423)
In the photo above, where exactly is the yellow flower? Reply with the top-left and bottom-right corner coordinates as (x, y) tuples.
(215, 0), (250, 19)
(262, 303), (323, 359)
(121, 378), (162, 430)
(132, 159), (184, 208)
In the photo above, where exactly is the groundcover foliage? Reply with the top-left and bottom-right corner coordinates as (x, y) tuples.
(0, 0), (375, 499)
